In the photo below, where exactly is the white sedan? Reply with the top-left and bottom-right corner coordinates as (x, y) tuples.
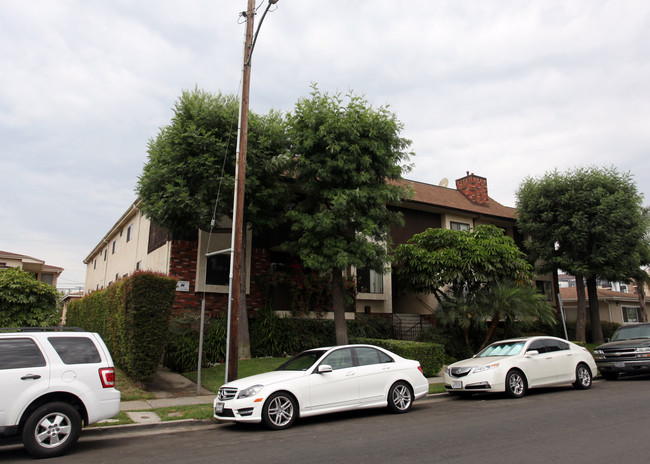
(444, 336), (597, 398)
(213, 344), (429, 429)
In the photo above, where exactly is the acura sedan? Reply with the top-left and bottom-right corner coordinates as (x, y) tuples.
(444, 336), (597, 398)
(213, 344), (429, 430)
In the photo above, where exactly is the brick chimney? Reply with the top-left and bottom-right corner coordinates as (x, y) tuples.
(456, 172), (488, 206)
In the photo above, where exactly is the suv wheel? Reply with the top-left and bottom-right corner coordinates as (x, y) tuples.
(22, 402), (82, 459)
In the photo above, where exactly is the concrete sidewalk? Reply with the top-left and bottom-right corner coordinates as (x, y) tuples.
(120, 367), (214, 412)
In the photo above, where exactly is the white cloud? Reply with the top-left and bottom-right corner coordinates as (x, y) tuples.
(1, 0), (649, 290)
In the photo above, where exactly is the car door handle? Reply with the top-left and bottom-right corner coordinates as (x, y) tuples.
(345, 372), (355, 377)
(21, 374), (41, 380)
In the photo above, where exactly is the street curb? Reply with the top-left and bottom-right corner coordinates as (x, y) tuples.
(82, 419), (218, 438)
(84, 392), (451, 436)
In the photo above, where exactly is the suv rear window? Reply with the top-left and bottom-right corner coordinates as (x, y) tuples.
(48, 336), (101, 364)
(0, 338), (47, 369)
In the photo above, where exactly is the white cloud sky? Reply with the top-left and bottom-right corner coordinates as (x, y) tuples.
(1, 0), (649, 291)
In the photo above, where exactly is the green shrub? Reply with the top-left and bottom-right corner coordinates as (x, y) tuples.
(0, 267), (59, 327)
(352, 337), (444, 377)
(66, 271), (176, 382)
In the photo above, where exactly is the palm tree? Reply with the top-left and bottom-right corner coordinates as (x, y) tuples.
(478, 280), (556, 350)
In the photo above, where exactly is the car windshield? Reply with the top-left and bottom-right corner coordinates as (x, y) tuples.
(611, 325), (650, 341)
(275, 350), (327, 371)
(476, 341), (525, 357)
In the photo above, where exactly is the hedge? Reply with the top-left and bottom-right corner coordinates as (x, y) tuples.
(66, 271), (176, 382)
(352, 337), (444, 378)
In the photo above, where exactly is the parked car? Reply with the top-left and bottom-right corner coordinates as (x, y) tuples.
(0, 328), (121, 458)
(444, 336), (597, 398)
(593, 322), (650, 380)
(213, 344), (429, 430)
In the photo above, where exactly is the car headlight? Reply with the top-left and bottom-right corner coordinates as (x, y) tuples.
(593, 350), (604, 355)
(445, 366), (452, 375)
(636, 347), (650, 352)
(472, 363), (499, 374)
(237, 385), (263, 399)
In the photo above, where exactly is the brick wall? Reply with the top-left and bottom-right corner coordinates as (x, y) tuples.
(168, 240), (271, 317)
(456, 172), (489, 205)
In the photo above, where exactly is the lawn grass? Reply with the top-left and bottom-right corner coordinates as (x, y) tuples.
(115, 366), (156, 401)
(183, 357), (287, 392)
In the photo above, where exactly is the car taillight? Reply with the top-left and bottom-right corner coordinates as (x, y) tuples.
(99, 367), (116, 388)
(418, 365), (424, 375)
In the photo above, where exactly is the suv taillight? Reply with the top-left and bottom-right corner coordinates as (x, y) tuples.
(99, 367), (115, 388)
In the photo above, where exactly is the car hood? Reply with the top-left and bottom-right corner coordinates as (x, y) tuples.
(595, 339), (650, 351)
(221, 370), (307, 389)
(449, 356), (511, 369)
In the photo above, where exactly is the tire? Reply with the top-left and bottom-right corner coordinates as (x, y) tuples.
(22, 402), (82, 459)
(573, 363), (592, 390)
(505, 370), (527, 398)
(601, 371), (619, 381)
(262, 392), (297, 430)
(387, 381), (413, 413)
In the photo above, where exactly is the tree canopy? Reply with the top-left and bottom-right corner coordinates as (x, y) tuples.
(393, 225), (549, 350)
(0, 267), (59, 327)
(516, 166), (650, 343)
(136, 88), (290, 239)
(286, 86), (413, 344)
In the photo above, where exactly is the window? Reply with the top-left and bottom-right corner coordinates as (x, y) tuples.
(206, 254), (230, 286)
(93, 258), (97, 270)
(112, 240), (117, 254)
(48, 337), (101, 364)
(136, 261), (142, 271)
(321, 348), (354, 370)
(622, 306), (642, 323)
(40, 274), (54, 285)
(527, 340), (547, 354)
(542, 339), (569, 352)
(126, 224), (134, 242)
(104, 249), (107, 261)
(354, 347), (394, 366)
(357, 267), (383, 294)
(0, 338), (46, 370)
(450, 221), (470, 231)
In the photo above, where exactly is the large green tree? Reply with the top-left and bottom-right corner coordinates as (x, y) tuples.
(516, 166), (649, 343)
(286, 87), (413, 345)
(0, 267), (59, 327)
(393, 225), (541, 349)
(136, 88), (290, 359)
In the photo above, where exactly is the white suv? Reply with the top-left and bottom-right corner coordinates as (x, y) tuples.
(0, 328), (121, 458)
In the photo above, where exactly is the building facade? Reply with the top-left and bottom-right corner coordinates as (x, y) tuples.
(0, 250), (63, 287)
(83, 173), (556, 318)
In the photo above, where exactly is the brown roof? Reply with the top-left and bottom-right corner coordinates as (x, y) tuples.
(559, 287), (639, 302)
(396, 179), (516, 220)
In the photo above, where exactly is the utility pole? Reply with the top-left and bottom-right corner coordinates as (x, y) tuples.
(228, 0), (255, 382)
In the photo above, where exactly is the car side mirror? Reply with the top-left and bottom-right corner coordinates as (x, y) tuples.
(604, 338), (610, 343)
(317, 364), (333, 374)
(525, 350), (539, 357)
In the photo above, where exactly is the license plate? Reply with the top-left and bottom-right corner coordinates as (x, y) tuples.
(452, 381), (463, 389)
(215, 402), (224, 414)
(615, 362), (625, 368)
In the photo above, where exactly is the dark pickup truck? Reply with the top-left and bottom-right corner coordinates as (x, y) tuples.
(593, 323), (650, 380)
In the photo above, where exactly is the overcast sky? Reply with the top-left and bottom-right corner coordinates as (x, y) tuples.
(1, 0), (649, 291)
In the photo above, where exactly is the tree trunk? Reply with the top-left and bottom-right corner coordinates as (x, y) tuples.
(586, 276), (604, 345)
(332, 269), (348, 345)
(574, 275), (587, 343)
(238, 232), (251, 360)
(480, 312), (500, 350)
(636, 278), (648, 323)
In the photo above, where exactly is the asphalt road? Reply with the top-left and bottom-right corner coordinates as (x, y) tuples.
(3, 376), (649, 463)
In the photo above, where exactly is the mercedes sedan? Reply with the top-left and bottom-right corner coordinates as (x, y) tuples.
(213, 344), (429, 430)
(444, 336), (597, 398)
